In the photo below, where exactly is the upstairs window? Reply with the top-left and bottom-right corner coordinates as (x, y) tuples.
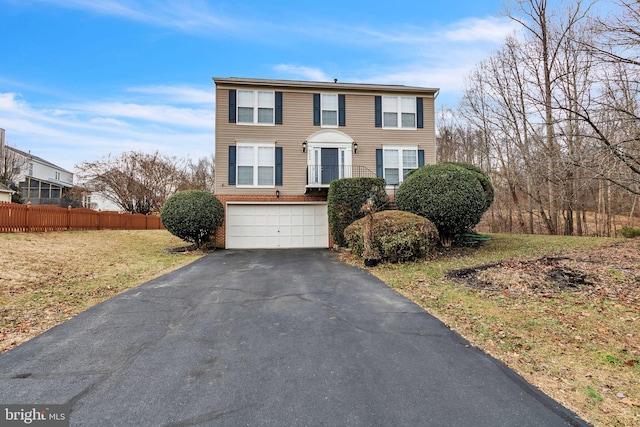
(321, 94), (338, 127)
(383, 96), (416, 129)
(238, 90), (274, 124)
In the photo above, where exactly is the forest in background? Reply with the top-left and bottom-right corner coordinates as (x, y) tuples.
(439, 0), (639, 236)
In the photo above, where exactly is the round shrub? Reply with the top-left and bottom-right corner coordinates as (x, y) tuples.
(396, 164), (486, 247)
(327, 177), (387, 247)
(442, 162), (494, 211)
(160, 190), (224, 248)
(344, 210), (439, 263)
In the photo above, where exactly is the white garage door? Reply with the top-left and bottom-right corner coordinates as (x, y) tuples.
(226, 203), (329, 249)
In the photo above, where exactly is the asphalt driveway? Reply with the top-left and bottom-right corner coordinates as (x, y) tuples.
(0, 249), (588, 426)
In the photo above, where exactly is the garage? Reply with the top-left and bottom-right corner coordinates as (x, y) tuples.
(226, 203), (329, 249)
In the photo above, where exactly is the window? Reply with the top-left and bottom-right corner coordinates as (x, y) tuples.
(382, 96), (416, 129)
(237, 144), (275, 187)
(383, 147), (418, 185)
(55, 171), (61, 180)
(237, 90), (274, 124)
(321, 94), (338, 127)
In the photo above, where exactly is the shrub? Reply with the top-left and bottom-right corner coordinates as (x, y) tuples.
(618, 226), (640, 239)
(442, 162), (494, 211)
(344, 210), (439, 263)
(327, 177), (387, 247)
(160, 190), (224, 248)
(396, 164), (486, 247)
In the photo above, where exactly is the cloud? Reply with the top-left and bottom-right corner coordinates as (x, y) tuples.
(126, 84), (215, 106)
(29, 0), (240, 34)
(0, 85), (215, 172)
(272, 65), (330, 82)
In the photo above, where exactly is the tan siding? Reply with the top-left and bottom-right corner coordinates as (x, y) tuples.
(215, 84), (437, 196)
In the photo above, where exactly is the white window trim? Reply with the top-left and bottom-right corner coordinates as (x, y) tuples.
(236, 142), (276, 188)
(321, 93), (339, 128)
(382, 96), (417, 130)
(382, 145), (419, 186)
(237, 90), (275, 126)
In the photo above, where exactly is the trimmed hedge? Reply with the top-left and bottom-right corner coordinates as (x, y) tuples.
(344, 210), (439, 263)
(442, 162), (494, 211)
(396, 164), (486, 247)
(327, 177), (387, 247)
(160, 190), (224, 248)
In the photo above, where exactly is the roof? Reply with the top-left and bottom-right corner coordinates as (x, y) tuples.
(213, 77), (440, 97)
(0, 182), (15, 194)
(5, 146), (73, 174)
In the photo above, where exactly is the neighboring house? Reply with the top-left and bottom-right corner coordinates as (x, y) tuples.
(5, 146), (73, 206)
(78, 180), (122, 211)
(213, 77), (439, 249)
(0, 182), (14, 203)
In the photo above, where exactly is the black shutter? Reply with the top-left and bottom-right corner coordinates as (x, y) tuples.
(416, 97), (424, 129)
(418, 149), (425, 167)
(338, 94), (346, 126)
(376, 149), (383, 178)
(228, 90), (236, 123)
(375, 96), (382, 128)
(313, 93), (320, 126)
(275, 147), (283, 186)
(228, 146), (236, 185)
(275, 91), (283, 125)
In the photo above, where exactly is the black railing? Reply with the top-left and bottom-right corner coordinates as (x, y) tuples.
(307, 165), (376, 186)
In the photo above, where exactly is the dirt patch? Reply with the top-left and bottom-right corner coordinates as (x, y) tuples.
(445, 240), (640, 304)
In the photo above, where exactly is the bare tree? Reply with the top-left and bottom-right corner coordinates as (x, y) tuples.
(180, 155), (215, 193)
(75, 151), (190, 215)
(0, 129), (28, 188)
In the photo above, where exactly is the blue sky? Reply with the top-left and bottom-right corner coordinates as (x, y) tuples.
(0, 0), (515, 173)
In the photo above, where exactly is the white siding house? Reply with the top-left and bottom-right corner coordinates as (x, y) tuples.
(6, 146), (74, 206)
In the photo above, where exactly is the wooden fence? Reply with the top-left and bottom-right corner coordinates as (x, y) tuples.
(0, 202), (163, 232)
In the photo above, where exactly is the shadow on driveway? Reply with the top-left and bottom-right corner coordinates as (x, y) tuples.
(0, 249), (588, 426)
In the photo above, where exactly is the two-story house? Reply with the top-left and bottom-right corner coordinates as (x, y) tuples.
(213, 77), (439, 249)
(5, 145), (74, 206)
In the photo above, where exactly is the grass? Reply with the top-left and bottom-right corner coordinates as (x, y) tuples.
(344, 234), (640, 427)
(0, 230), (203, 354)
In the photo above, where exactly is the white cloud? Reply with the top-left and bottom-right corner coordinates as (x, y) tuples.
(0, 86), (215, 172)
(126, 84), (215, 105)
(30, 0), (240, 34)
(272, 65), (330, 82)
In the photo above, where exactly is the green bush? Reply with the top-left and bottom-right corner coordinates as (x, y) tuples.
(396, 164), (486, 247)
(327, 177), (387, 247)
(344, 210), (439, 263)
(618, 226), (640, 238)
(442, 162), (494, 211)
(160, 190), (224, 248)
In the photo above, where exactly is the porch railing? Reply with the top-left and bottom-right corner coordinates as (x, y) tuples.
(307, 165), (377, 186)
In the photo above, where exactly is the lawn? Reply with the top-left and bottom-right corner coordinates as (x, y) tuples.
(344, 234), (640, 427)
(0, 230), (203, 354)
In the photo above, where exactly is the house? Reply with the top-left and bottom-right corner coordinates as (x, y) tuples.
(78, 180), (122, 211)
(213, 77), (439, 249)
(4, 145), (73, 206)
(0, 182), (14, 203)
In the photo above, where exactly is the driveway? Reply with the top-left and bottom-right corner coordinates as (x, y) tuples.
(0, 249), (587, 426)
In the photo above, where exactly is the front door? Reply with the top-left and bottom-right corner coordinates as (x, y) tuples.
(321, 148), (339, 184)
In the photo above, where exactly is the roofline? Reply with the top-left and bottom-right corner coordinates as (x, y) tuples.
(213, 77), (440, 97)
(5, 146), (73, 174)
